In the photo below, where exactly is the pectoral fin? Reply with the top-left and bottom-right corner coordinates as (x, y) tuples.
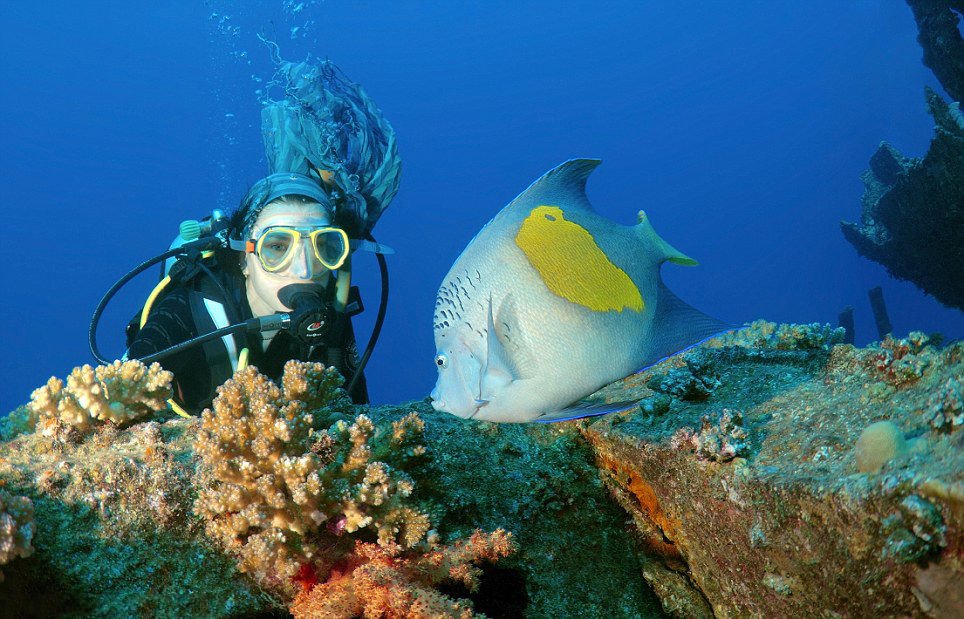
(480, 295), (517, 399)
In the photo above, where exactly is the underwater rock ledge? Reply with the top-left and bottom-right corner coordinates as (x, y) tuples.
(584, 322), (963, 618)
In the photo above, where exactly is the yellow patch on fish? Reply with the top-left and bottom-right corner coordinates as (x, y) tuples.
(515, 205), (644, 312)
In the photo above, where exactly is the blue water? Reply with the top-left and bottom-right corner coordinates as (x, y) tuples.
(1, 1), (961, 415)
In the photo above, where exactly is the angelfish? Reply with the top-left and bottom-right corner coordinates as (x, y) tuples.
(431, 159), (728, 423)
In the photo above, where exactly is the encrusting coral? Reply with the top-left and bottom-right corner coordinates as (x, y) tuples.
(708, 319), (845, 351)
(0, 488), (34, 581)
(671, 408), (749, 462)
(27, 360), (172, 435)
(193, 361), (433, 592)
(865, 332), (936, 387)
(923, 375), (963, 432)
(289, 529), (515, 619)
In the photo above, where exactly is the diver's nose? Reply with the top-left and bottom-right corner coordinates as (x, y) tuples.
(289, 244), (314, 280)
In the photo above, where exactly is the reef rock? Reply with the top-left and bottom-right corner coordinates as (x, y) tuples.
(583, 322), (964, 618)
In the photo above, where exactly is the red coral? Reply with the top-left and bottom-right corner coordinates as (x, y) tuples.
(293, 562), (319, 592)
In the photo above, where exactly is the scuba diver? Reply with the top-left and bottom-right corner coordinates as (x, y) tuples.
(90, 57), (401, 414)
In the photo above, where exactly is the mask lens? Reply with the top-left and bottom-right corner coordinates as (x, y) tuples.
(258, 229), (296, 270)
(312, 229), (348, 268)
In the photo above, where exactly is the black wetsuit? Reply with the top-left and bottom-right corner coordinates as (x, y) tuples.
(127, 271), (368, 410)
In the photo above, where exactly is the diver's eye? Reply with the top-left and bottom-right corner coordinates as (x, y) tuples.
(435, 354), (448, 369)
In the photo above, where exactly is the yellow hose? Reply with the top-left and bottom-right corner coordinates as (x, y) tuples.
(139, 250), (214, 328)
(140, 276), (172, 328)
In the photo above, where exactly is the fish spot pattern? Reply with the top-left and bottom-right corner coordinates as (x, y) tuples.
(434, 270), (475, 331)
(514, 205), (644, 313)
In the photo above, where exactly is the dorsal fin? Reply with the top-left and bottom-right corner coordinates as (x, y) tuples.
(507, 158), (602, 214)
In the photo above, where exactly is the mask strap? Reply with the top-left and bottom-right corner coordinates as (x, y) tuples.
(350, 239), (395, 255)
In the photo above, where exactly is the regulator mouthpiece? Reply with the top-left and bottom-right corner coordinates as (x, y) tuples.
(277, 284), (332, 347)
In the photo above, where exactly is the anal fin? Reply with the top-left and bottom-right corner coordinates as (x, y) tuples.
(534, 399), (640, 423)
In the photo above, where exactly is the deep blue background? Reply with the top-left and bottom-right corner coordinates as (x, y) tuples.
(2, 1), (962, 415)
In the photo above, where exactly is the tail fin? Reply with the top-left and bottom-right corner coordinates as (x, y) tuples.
(641, 274), (733, 369)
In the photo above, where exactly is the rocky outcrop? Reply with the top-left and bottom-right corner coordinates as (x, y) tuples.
(583, 325), (963, 617)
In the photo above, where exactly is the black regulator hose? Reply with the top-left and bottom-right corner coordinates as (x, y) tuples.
(346, 233), (389, 397)
(88, 238), (220, 365)
(134, 314), (288, 365)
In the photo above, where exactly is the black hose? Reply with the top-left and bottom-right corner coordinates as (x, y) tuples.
(345, 234), (389, 396)
(89, 246), (186, 364)
(135, 320), (257, 365)
(88, 238), (220, 364)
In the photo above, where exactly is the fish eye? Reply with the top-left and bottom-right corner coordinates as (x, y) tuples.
(435, 354), (448, 369)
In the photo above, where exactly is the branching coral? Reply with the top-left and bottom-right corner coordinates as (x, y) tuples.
(193, 361), (430, 591)
(290, 529), (516, 619)
(0, 489), (35, 581)
(28, 360), (173, 435)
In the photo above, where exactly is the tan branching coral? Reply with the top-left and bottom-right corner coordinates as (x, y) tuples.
(0, 489), (35, 581)
(290, 529), (516, 619)
(194, 362), (430, 590)
(28, 360), (173, 434)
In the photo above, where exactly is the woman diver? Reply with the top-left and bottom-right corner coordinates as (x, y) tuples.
(127, 171), (372, 409)
(111, 57), (402, 413)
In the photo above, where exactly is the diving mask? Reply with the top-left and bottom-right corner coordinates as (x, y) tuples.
(247, 225), (350, 272)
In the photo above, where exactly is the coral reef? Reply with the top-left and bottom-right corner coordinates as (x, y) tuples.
(855, 420), (909, 473)
(709, 319), (846, 351)
(865, 331), (937, 387)
(647, 353), (720, 402)
(0, 489), (34, 581)
(290, 530), (515, 619)
(27, 360), (172, 437)
(0, 358), (659, 617)
(841, 86), (964, 310)
(1, 323), (961, 617)
(0, 415), (270, 616)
